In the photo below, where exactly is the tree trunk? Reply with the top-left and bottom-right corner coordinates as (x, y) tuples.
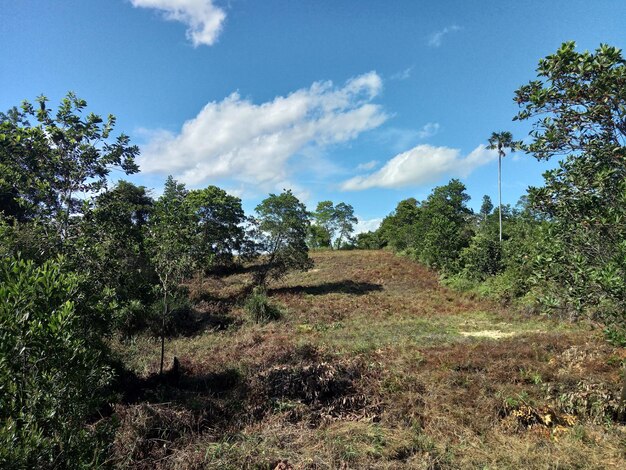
(498, 153), (503, 243)
(159, 288), (168, 376)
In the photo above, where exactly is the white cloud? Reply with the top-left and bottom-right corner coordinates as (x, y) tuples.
(354, 217), (383, 234)
(341, 144), (496, 191)
(138, 72), (388, 191)
(130, 0), (226, 46)
(356, 160), (379, 171)
(428, 25), (461, 47)
(416, 122), (440, 139)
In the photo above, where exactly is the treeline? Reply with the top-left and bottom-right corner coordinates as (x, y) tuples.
(0, 92), (361, 467)
(357, 43), (626, 338)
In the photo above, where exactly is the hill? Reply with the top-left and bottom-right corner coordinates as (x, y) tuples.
(111, 250), (625, 469)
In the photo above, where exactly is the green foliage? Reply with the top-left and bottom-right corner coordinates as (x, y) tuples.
(460, 221), (502, 281)
(416, 179), (473, 271)
(375, 181), (473, 272)
(307, 224), (332, 249)
(378, 198), (420, 251)
(334, 202), (358, 249)
(186, 185), (247, 269)
(0, 256), (113, 468)
(80, 181), (156, 335)
(244, 287), (281, 323)
(253, 189), (313, 287)
(479, 195), (493, 220)
(147, 176), (197, 374)
(0, 93), (139, 239)
(487, 131), (522, 159)
(310, 200), (358, 249)
(603, 325), (626, 348)
(515, 42), (626, 321)
(312, 201), (336, 247)
(355, 230), (385, 250)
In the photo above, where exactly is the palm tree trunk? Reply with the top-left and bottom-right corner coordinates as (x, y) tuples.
(498, 153), (503, 243)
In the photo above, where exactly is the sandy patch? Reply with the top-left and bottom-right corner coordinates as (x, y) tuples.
(460, 330), (516, 339)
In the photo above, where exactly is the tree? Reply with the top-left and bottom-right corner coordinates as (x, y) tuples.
(147, 176), (196, 375)
(333, 202), (358, 249)
(312, 201), (336, 248)
(83, 181), (156, 334)
(355, 230), (385, 250)
(253, 190), (313, 288)
(0, 93), (139, 242)
(513, 42), (626, 319)
(378, 198), (421, 251)
(479, 195), (494, 222)
(307, 224), (332, 249)
(418, 179), (473, 271)
(186, 185), (246, 269)
(487, 131), (521, 242)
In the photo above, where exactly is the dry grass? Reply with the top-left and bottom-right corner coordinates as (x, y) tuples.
(110, 250), (626, 469)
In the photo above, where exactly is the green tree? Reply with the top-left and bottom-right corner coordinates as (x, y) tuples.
(378, 198), (420, 251)
(186, 185), (247, 269)
(312, 201), (336, 248)
(479, 195), (494, 222)
(355, 230), (385, 250)
(148, 176), (196, 375)
(83, 181), (156, 334)
(0, 93), (139, 242)
(514, 42), (626, 321)
(418, 179), (473, 271)
(334, 202), (358, 249)
(307, 224), (332, 249)
(487, 131), (521, 242)
(253, 190), (313, 288)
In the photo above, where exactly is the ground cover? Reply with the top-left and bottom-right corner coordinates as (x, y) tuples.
(110, 250), (626, 469)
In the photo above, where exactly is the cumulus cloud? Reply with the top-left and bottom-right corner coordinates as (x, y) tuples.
(341, 144), (496, 191)
(130, 0), (226, 46)
(138, 72), (388, 191)
(354, 217), (383, 234)
(428, 25), (461, 47)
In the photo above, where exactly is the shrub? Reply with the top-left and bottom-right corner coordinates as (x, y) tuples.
(0, 256), (113, 468)
(245, 287), (281, 323)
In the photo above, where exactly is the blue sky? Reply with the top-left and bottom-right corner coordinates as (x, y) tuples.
(2, 0), (625, 232)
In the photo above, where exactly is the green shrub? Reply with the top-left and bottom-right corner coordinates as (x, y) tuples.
(245, 287), (281, 323)
(441, 273), (477, 292)
(475, 269), (526, 302)
(0, 256), (113, 468)
(460, 230), (502, 281)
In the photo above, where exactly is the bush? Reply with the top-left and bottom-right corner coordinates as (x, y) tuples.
(245, 287), (281, 323)
(460, 230), (503, 281)
(0, 256), (114, 468)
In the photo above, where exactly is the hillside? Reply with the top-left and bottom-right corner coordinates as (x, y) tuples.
(111, 250), (626, 469)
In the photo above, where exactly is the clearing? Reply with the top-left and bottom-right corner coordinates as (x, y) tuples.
(111, 250), (626, 469)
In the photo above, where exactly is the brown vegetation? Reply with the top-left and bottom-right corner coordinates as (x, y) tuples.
(110, 250), (626, 469)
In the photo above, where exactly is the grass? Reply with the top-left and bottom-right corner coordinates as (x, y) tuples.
(109, 250), (626, 469)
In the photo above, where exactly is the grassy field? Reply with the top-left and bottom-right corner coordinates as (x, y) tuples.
(110, 250), (626, 469)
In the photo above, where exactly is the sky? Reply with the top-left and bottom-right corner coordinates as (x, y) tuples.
(1, 0), (625, 233)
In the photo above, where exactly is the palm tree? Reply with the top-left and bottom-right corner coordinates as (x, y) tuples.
(487, 131), (520, 242)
